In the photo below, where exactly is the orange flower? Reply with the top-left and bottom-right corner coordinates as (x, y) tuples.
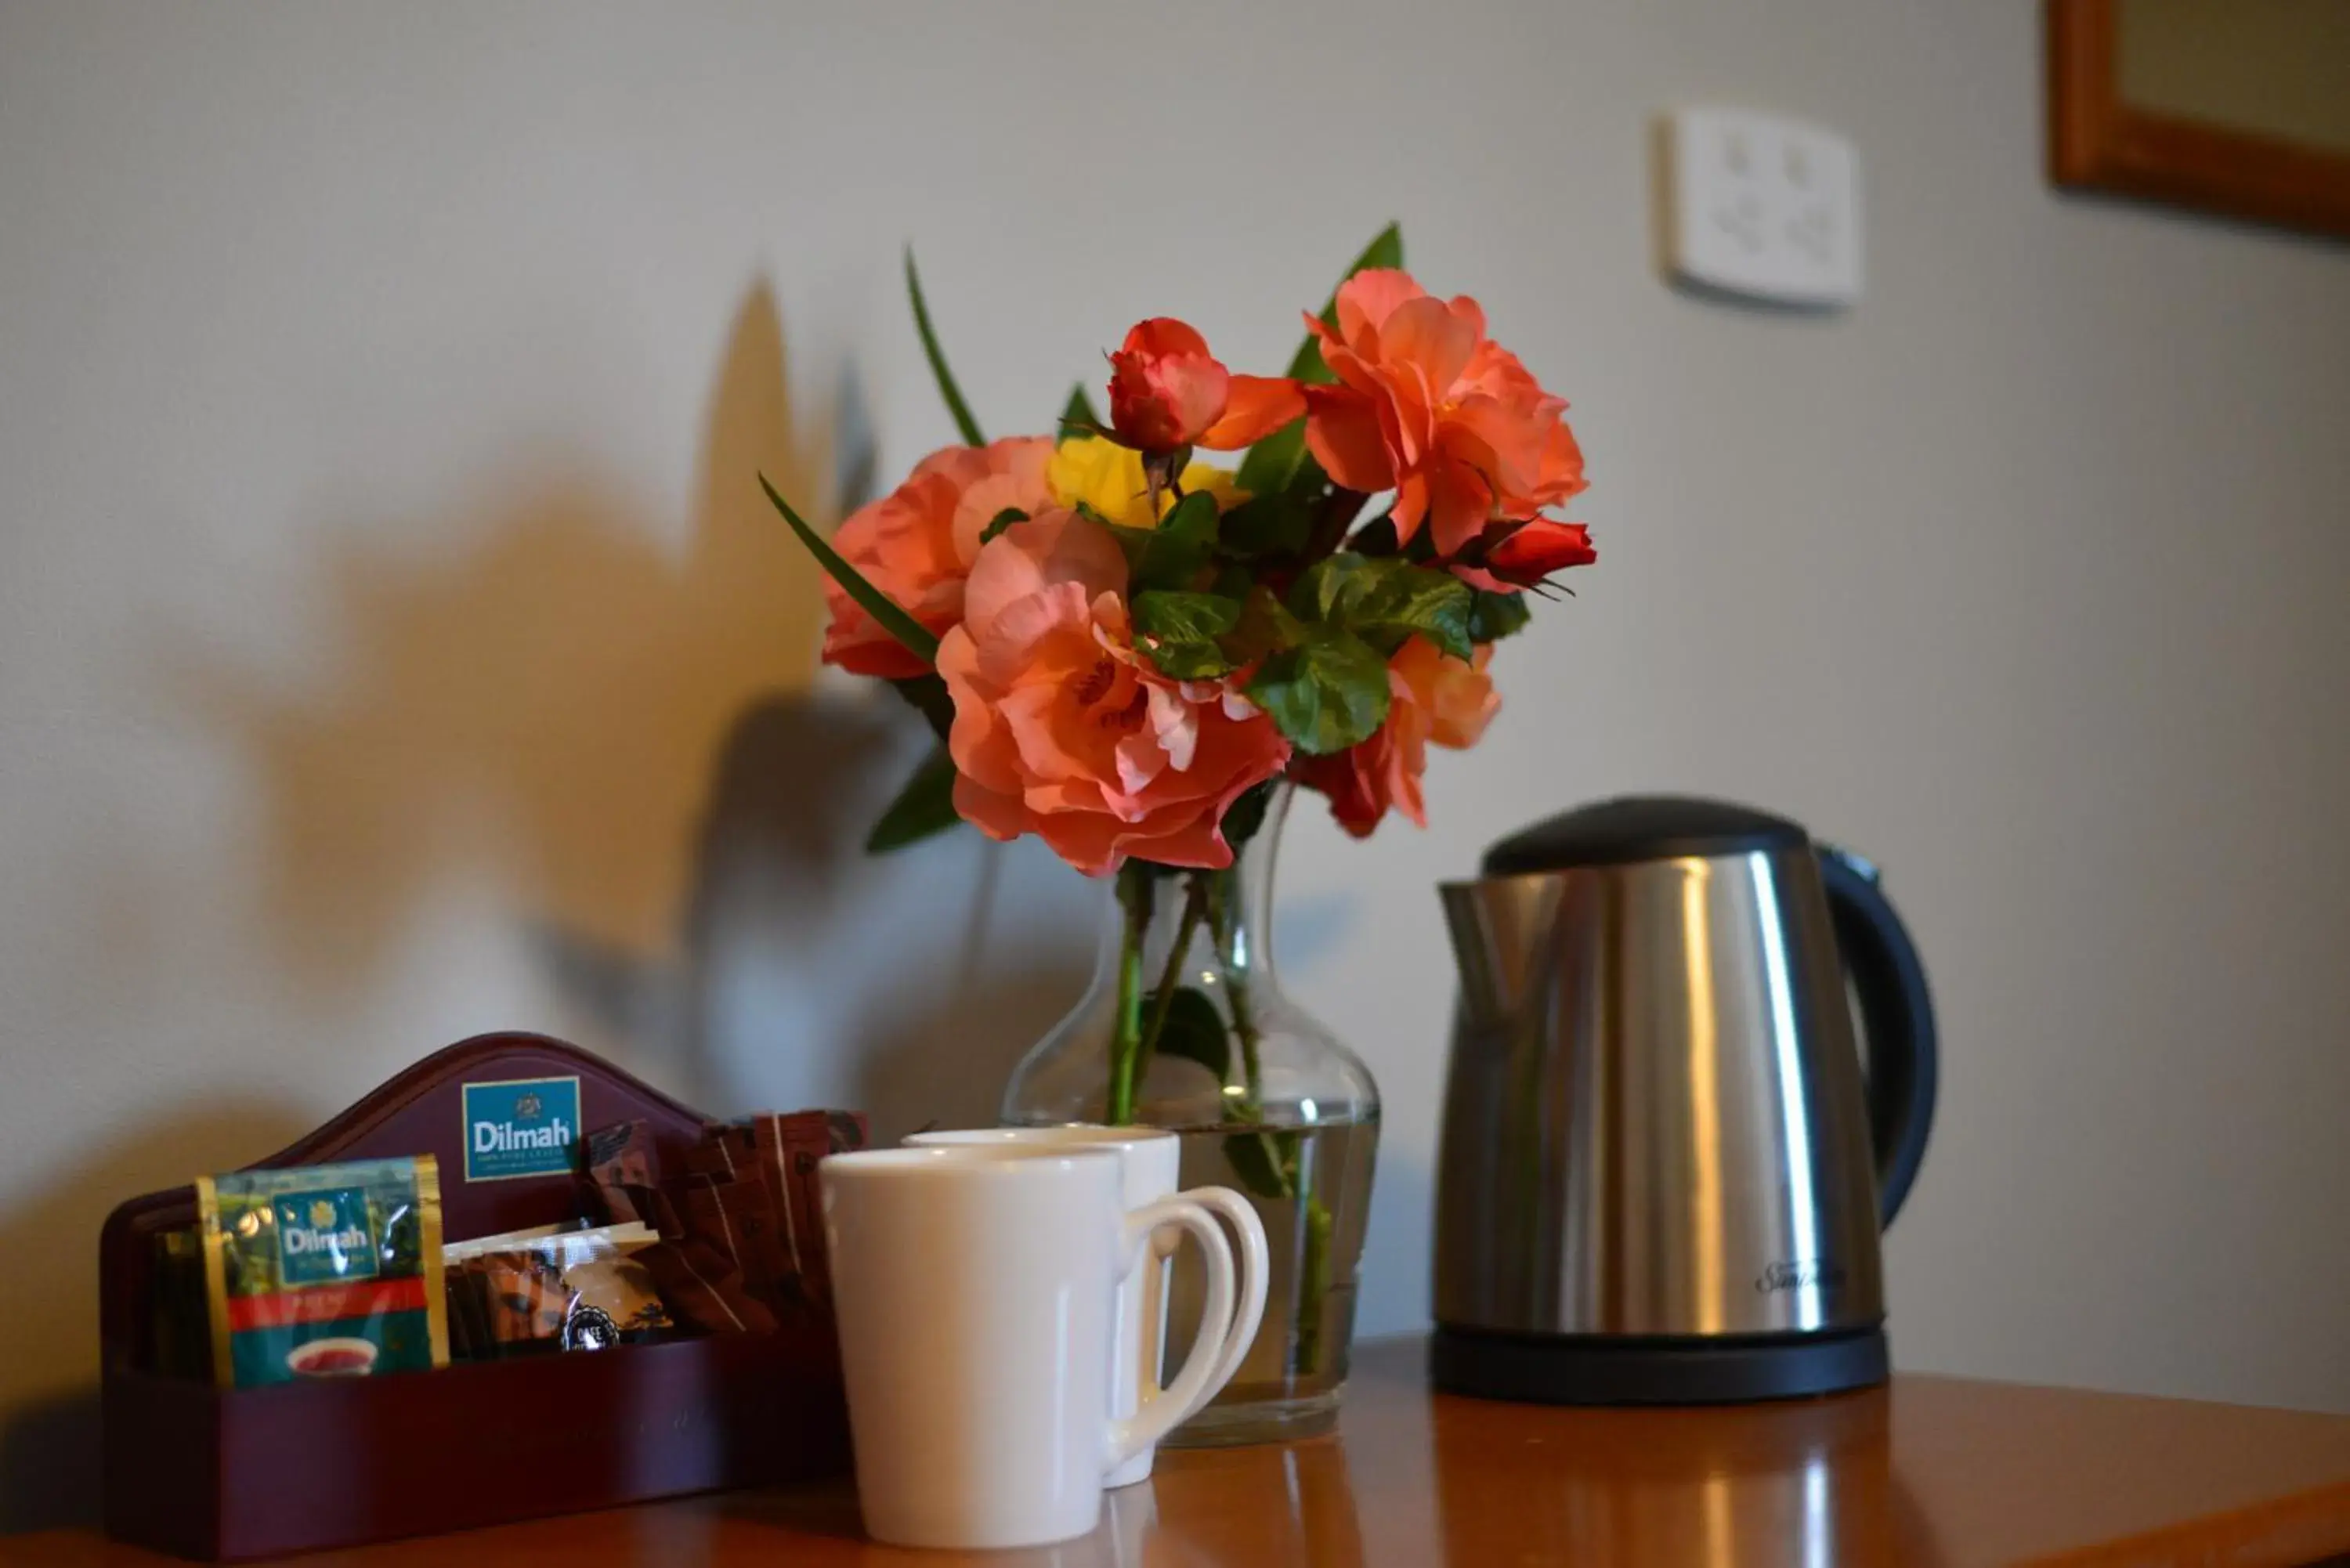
(820, 437), (1054, 679)
(938, 508), (1291, 874)
(1297, 637), (1499, 838)
(1303, 270), (1585, 557)
(1108, 318), (1305, 453)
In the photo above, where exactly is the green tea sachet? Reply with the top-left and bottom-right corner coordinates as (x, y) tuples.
(195, 1154), (450, 1387)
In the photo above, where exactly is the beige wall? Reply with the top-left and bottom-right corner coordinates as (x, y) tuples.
(4, 0), (2348, 1530)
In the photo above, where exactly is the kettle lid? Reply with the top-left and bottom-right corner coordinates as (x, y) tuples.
(1481, 794), (1811, 875)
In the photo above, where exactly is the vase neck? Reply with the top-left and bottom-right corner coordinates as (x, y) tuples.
(1098, 785), (1289, 988)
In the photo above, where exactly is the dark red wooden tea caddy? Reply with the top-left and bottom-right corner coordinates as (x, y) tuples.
(98, 1032), (852, 1561)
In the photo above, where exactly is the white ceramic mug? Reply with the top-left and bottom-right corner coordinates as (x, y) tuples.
(820, 1144), (1252, 1550)
(906, 1125), (1269, 1487)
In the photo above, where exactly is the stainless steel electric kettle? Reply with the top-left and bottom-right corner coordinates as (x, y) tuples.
(1431, 796), (1936, 1404)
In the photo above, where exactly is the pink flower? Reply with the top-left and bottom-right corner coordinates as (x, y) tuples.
(938, 508), (1291, 875)
(1302, 270), (1586, 557)
(820, 437), (1055, 679)
(1108, 319), (1305, 453)
(1297, 638), (1499, 838)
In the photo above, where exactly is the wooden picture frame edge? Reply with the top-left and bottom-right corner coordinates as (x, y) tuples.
(2047, 0), (2350, 242)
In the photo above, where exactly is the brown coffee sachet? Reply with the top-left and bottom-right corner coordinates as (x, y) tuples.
(679, 1122), (744, 1181)
(635, 1236), (777, 1335)
(777, 1113), (837, 1309)
(738, 1115), (812, 1311)
(680, 1173), (794, 1310)
(582, 1118), (678, 1237)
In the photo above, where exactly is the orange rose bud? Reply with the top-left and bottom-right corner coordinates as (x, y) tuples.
(1107, 318), (1304, 453)
(1454, 518), (1597, 593)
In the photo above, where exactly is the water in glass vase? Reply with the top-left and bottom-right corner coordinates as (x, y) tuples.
(997, 784), (1383, 1446)
(1160, 1117), (1379, 1444)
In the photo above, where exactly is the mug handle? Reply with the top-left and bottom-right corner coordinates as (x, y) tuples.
(1105, 1196), (1238, 1472)
(1175, 1186), (1268, 1400)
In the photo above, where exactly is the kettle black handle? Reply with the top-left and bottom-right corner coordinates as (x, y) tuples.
(1817, 846), (1938, 1228)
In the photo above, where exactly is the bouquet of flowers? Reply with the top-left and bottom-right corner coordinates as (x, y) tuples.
(764, 225), (1593, 1126)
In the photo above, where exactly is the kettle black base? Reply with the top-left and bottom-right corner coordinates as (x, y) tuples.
(1430, 1324), (1889, 1406)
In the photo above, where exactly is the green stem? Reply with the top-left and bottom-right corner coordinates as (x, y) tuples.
(1130, 875), (1209, 1094)
(1203, 888), (1335, 1382)
(1209, 881), (1267, 1118)
(1104, 868), (1154, 1125)
(1205, 904), (1330, 1379)
(1296, 1183), (1334, 1377)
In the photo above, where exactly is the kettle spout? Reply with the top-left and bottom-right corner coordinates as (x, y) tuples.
(1440, 877), (1560, 1028)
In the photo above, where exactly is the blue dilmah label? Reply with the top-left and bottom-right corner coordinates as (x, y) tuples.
(271, 1187), (379, 1285)
(460, 1075), (581, 1182)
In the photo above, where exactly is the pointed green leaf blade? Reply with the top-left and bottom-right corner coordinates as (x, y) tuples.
(1223, 1131), (1296, 1200)
(760, 473), (940, 664)
(1290, 221), (1405, 384)
(888, 674), (955, 741)
(1234, 421), (1307, 498)
(1237, 223), (1404, 496)
(1151, 985), (1231, 1086)
(904, 247), (985, 447)
(1061, 382), (1103, 441)
(865, 746), (963, 853)
(1218, 779), (1278, 851)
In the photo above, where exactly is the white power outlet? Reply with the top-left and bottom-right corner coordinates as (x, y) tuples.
(1662, 107), (1863, 307)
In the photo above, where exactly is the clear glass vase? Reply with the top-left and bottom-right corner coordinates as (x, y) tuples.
(999, 786), (1380, 1445)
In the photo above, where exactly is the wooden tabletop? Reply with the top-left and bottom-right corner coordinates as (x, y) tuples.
(16, 1336), (2350, 1567)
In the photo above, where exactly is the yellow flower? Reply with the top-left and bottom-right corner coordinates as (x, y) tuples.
(1047, 435), (1245, 529)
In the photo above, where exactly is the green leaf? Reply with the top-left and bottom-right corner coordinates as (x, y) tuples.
(1133, 590), (1244, 678)
(1144, 644), (1234, 680)
(1150, 986), (1231, 1086)
(904, 247), (985, 447)
(1132, 594), (1240, 680)
(1219, 491), (1317, 558)
(1133, 590), (1243, 644)
(1288, 552), (1361, 623)
(888, 674), (955, 740)
(1234, 225), (1400, 496)
(761, 474), (940, 664)
(1467, 588), (1534, 643)
(1223, 1131), (1296, 1201)
(1123, 490), (1220, 591)
(1233, 421), (1307, 500)
(1324, 226), (1402, 313)
(1220, 779), (1278, 851)
(1351, 562), (1474, 661)
(1289, 222), (1405, 385)
(1290, 554), (1473, 660)
(979, 507), (1028, 546)
(1246, 627), (1392, 755)
(1061, 382), (1102, 439)
(865, 747), (962, 853)
(1209, 562), (1256, 602)
(1224, 583), (1309, 665)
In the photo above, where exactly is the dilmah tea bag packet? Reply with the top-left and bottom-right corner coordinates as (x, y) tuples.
(195, 1154), (450, 1388)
